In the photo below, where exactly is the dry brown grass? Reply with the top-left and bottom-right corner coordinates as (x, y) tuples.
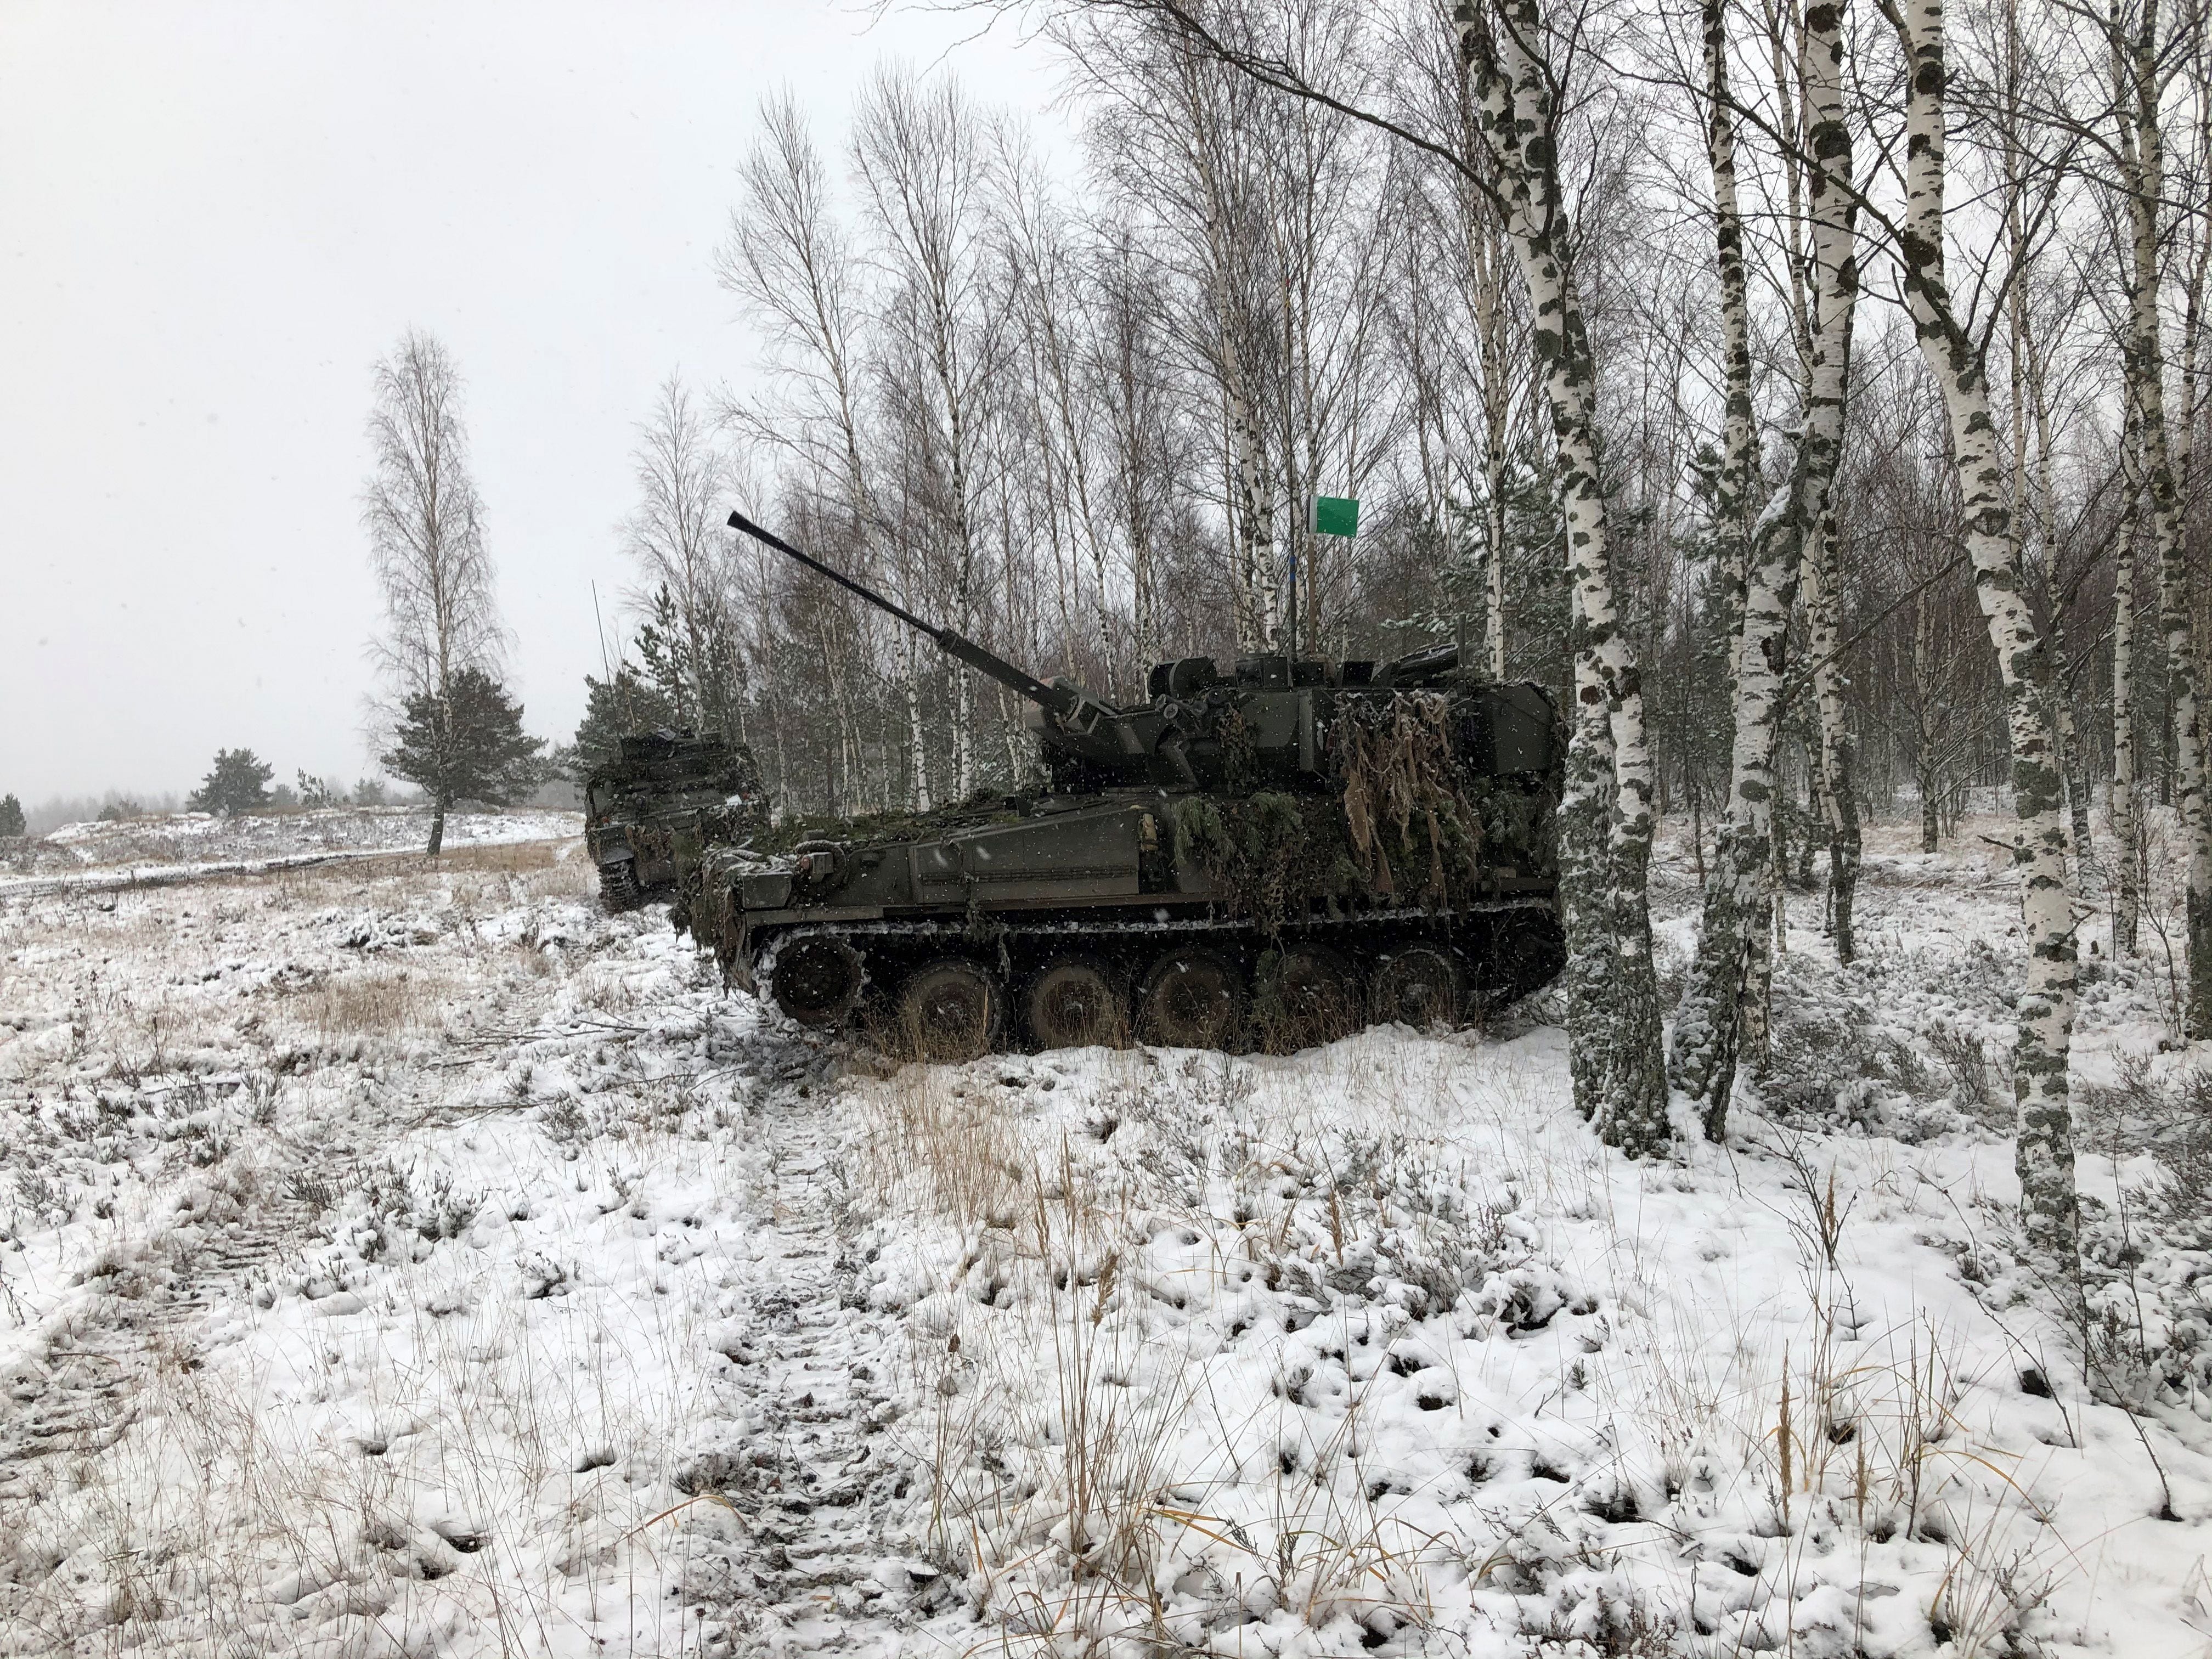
(303, 970), (433, 1038)
(439, 842), (594, 906)
(847, 1063), (1039, 1232)
(511, 940), (558, 979)
(433, 840), (569, 875)
(265, 837), (589, 905)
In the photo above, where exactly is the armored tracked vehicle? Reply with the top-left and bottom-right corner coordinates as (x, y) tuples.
(687, 512), (1566, 1060)
(584, 729), (763, 912)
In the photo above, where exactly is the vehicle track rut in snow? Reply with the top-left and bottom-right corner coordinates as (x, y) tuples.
(0, 905), (583, 1511)
(676, 1047), (950, 1657)
(0, 1156), (321, 1508)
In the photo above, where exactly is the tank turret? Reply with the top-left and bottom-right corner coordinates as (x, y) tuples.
(727, 511), (1556, 794)
(695, 512), (1566, 1059)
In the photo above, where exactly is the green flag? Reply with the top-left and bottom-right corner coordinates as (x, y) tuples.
(1308, 494), (1358, 537)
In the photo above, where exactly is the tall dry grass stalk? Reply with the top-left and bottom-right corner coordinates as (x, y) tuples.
(1607, 1150), (2085, 1658)
(307, 969), (425, 1037)
(845, 1043), (1550, 1650)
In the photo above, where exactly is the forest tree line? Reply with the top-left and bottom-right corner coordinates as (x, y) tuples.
(595, 5), (2191, 868)
(559, 0), (2212, 1239)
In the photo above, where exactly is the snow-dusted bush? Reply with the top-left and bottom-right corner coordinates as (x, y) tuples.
(2062, 1059), (2212, 1415)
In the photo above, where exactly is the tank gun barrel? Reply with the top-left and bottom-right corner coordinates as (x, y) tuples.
(728, 511), (1080, 720)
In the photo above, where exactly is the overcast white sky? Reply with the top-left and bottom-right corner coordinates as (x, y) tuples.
(0, 0), (1065, 806)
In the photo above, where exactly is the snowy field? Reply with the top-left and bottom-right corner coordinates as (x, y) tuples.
(0, 808), (584, 895)
(5, 815), (2212, 1655)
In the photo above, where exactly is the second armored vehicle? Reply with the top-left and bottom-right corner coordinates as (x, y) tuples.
(584, 729), (764, 912)
(686, 513), (1566, 1060)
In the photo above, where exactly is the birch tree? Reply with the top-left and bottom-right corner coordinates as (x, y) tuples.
(1706, 0), (1762, 653)
(2110, 0), (2212, 1035)
(1245, 23), (1400, 653)
(362, 330), (507, 857)
(1402, 15), (1528, 678)
(1460, 0), (1669, 1152)
(1790, 0), (1864, 968)
(1466, 174), (1523, 683)
(1671, 0), (1861, 1137)
(853, 69), (1008, 800)
(722, 93), (928, 807)
(1805, 496), (1862, 961)
(1164, 43), (1283, 650)
(1887, 0), (2080, 1254)
(996, 134), (1119, 689)
(2115, 380), (2143, 952)
(622, 376), (743, 736)
(1087, 219), (1187, 665)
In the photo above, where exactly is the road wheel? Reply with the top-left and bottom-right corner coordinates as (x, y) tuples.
(1137, 947), (1245, 1050)
(1480, 912), (1567, 1009)
(1257, 945), (1361, 1052)
(1025, 958), (1127, 1051)
(898, 957), (1003, 1062)
(1370, 946), (1463, 1030)
(771, 935), (867, 1028)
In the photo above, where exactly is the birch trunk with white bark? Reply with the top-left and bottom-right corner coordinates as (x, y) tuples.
(2118, 0), (2212, 1034)
(2018, 301), (2092, 866)
(1914, 603), (1942, 850)
(1706, 0), (1762, 646)
(729, 98), (913, 805)
(1462, 0), (1666, 1154)
(1177, 53), (1279, 654)
(1894, 0), (2078, 1254)
(2115, 389), (2142, 955)
(1225, 373), (1279, 651)
(1670, 0), (1859, 1138)
(1805, 500), (1861, 963)
(899, 586), (934, 811)
(1465, 184), (1515, 680)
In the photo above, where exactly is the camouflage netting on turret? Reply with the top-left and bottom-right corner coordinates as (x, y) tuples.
(1338, 694), (1486, 901)
(1175, 691), (1534, 933)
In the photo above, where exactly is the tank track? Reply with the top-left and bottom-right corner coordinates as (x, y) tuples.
(596, 860), (645, 914)
(738, 894), (1564, 1048)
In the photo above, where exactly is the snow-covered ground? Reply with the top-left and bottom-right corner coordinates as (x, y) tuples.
(1, 806), (584, 895)
(4, 814), (2212, 1655)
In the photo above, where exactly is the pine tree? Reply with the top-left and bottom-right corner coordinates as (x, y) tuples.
(0, 794), (24, 838)
(633, 586), (744, 738)
(569, 664), (682, 780)
(380, 669), (546, 834)
(188, 749), (275, 817)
